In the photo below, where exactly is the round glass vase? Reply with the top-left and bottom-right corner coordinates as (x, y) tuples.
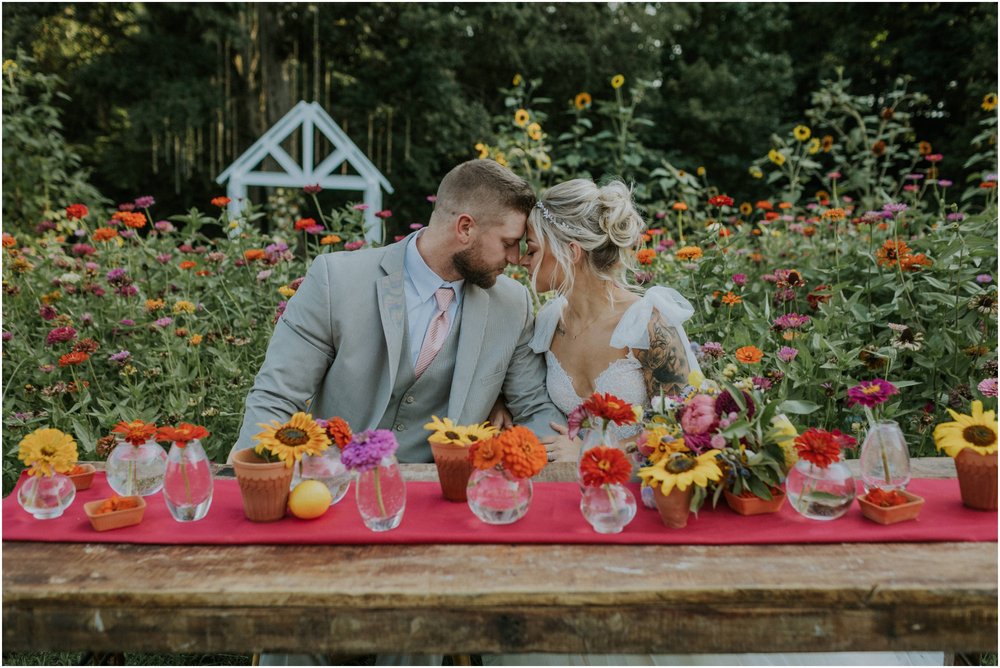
(576, 427), (623, 487)
(467, 467), (532, 525)
(291, 446), (351, 506)
(786, 459), (857, 521)
(106, 439), (168, 497)
(354, 455), (406, 532)
(580, 483), (637, 534)
(18, 472), (76, 519)
(859, 420), (911, 493)
(162, 439), (214, 522)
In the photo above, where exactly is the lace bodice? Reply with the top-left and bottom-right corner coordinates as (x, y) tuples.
(545, 351), (646, 441)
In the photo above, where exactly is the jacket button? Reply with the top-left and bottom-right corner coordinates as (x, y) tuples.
(404, 395), (415, 405)
(395, 423), (405, 432)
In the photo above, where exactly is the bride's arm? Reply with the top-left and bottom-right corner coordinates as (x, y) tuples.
(633, 310), (691, 397)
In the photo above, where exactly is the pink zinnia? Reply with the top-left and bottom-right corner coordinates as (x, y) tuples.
(732, 273), (747, 286)
(846, 378), (899, 408)
(46, 326), (77, 346)
(978, 378), (998, 398)
(680, 394), (718, 435)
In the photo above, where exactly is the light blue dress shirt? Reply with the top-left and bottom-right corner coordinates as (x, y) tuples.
(403, 231), (464, 368)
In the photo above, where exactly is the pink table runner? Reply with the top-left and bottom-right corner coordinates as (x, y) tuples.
(2, 473), (996, 545)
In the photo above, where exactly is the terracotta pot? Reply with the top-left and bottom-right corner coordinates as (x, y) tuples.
(430, 441), (473, 502)
(724, 487), (786, 516)
(652, 484), (694, 528)
(232, 449), (294, 522)
(954, 449), (998, 511)
(857, 490), (924, 525)
(84, 496), (146, 532)
(68, 463), (96, 491)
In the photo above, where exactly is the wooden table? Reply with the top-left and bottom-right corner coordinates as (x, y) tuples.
(2, 458), (996, 655)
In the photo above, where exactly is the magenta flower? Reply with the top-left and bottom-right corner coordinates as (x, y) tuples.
(341, 429), (399, 472)
(109, 350), (131, 365)
(352, 204), (369, 211)
(134, 196), (155, 209)
(976, 274), (993, 284)
(846, 379), (899, 408)
(375, 209), (392, 219)
(978, 378), (998, 398)
(777, 346), (798, 363)
(2, 331), (12, 342)
(700, 342), (724, 359)
(680, 394), (718, 435)
(947, 213), (966, 222)
(566, 404), (588, 440)
(882, 202), (908, 215)
(39, 305), (58, 321)
(303, 184), (322, 194)
(426, 195), (437, 203)
(344, 241), (365, 251)
(937, 179), (953, 187)
(925, 153), (943, 163)
(154, 220), (175, 232)
(772, 313), (811, 331)
(46, 326), (77, 346)
(154, 317), (174, 328)
(732, 273), (748, 286)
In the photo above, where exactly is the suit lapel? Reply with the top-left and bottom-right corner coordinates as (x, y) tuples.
(377, 245), (407, 393)
(449, 284), (489, 418)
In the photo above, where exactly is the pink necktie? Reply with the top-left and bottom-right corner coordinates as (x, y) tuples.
(414, 287), (454, 378)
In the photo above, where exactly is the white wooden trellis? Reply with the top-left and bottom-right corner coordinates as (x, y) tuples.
(216, 101), (393, 243)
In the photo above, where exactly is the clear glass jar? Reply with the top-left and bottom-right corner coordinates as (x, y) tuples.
(18, 473), (76, 519)
(786, 459), (857, 521)
(467, 467), (532, 525)
(354, 455), (405, 531)
(106, 439), (167, 496)
(163, 439), (214, 522)
(577, 427), (622, 488)
(580, 483), (637, 534)
(859, 420), (911, 493)
(291, 447), (351, 506)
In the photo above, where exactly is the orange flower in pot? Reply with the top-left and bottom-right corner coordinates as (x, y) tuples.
(933, 401), (998, 511)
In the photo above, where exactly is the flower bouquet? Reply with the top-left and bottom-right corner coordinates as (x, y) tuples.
(846, 378), (911, 492)
(425, 416), (498, 502)
(16, 427), (79, 519)
(293, 416), (354, 506)
(786, 427), (858, 520)
(466, 425), (547, 525)
(342, 429), (405, 531)
(579, 446), (637, 533)
(107, 419), (168, 496)
(568, 392), (643, 480)
(157, 422), (213, 522)
(933, 400), (998, 510)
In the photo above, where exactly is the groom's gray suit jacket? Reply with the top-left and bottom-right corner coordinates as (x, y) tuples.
(231, 234), (563, 462)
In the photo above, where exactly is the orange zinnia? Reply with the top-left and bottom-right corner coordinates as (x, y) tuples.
(243, 249), (265, 261)
(755, 200), (773, 211)
(498, 426), (548, 479)
(2, 233), (16, 248)
(671, 202), (688, 211)
(211, 196), (231, 208)
(735, 345), (764, 364)
(179, 260), (197, 270)
(583, 392), (637, 426)
(324, 416), (353, 450)
(580, 446), (632, 487)
(675, 246), (703, 261)
(469, 435), (504, 470)
(794, 428), (855, 469)
(114, 211), (147, 229)
(58, 351), (89, 366)
(157, 423), (209, 447)
(721, 292), (742, 306)
(777, 201), (793, 210)
(822, 208), (846, 221)
(93, 227), (118, 242)
(112, 419), (158, 446)
(637, 248), (656, 265)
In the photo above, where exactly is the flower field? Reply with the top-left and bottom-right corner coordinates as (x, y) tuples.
(2, 76), (997, 494)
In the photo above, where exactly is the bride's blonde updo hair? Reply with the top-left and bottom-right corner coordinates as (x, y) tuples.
(528, 178), (645, 298)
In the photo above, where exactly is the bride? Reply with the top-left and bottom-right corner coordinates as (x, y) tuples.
(486, 177), (943, 667)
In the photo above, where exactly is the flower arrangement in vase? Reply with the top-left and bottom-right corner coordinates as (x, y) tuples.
(933, 400), (998, 511)
(846, 378), (911, 493)
(292, 416), (354, 506)
(235, 412), (331, 522)
(106, 419), (168, 496)
(342, 429), (405, 531)
(579, 446), (637, 533)
(568, 392), (643, 477)
(16, 427), (78, 519)
(157, 422), (213, 522)
(785, 427), (858, 520)
(466, 425), (547, 525)
(424, 416), (498, 502)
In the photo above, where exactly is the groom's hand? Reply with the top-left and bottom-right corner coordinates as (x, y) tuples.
(540, 422), (580, 462)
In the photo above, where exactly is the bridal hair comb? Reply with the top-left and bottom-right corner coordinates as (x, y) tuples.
(535, 201), (576, 235)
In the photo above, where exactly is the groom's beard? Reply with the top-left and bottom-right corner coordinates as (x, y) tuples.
(453, 244), (506, 289)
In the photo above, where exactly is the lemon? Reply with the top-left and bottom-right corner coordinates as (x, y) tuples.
(288, 480), (332, 520)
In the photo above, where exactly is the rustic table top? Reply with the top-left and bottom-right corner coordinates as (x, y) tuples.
(3, 457), (996, 655)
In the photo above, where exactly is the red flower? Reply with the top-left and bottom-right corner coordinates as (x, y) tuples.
(112, 419), (158, 446)
(708, 195), (734, 207)
(375, 209), (393, 219)
(179, 260), (197, 270)
(580, 446), (632, 487)
(582, 392), (637, 426)
(793, 428), (856, 469)
(324, 416), (353, 450)
(66, 204), (89, 220)
(58, 351), (89, 366)
(157, 423), (209, 447)
(211, 196), (231, 208)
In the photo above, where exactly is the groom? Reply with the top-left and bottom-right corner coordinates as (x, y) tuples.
(229, 159), (565, 462)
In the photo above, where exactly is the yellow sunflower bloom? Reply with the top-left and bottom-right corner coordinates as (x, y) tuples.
(767, 149), (786, 166)
(982, 93), (998, 112)
(739, 202), (753, 215)
(748, 165), (764, 179)
(475, 142), (489, 159)
(644, 429), (687, 464)
(696, 166), (706, 177)
(822, 135), (834, 152)
(494, 151), (508, 167)
(793, 125), (811, 141)
(610, 74), (625, 89)
(514, 109), (530, 127)
(463, 422), (500, 444)
(933, 401), (998, 457)
(535, 153), (552, 171)
(638, 450), (722, 496)
(807, 137), (821, 155)
(18, 428), (78, 477)
(512, 73), (523, 87)
(527, 122), (543, 141)
(574, 92), (592, 110)
(768, 414), (799, 469)
(424, 415), (465, 445)
(254, 412), (331, 467)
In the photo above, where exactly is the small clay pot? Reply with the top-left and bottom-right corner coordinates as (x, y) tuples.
(724, 487), (786, 516)
(954, 449), (998, 511)
(857, 490), (924, 525)
(68, 463), (96, 491)
(430, 441), (473, 502)
(84, 496), (146, 532)
(652, 484), (694, 528)
(232, 448), (294, 522)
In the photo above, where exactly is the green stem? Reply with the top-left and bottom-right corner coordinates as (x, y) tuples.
(374, 465), (388, 518)
(863, 407), (891, 485)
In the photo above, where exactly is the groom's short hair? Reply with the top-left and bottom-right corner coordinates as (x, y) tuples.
(433, 159), (536, 225)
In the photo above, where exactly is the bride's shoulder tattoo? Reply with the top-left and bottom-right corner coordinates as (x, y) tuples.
(634, 311), (690, 395)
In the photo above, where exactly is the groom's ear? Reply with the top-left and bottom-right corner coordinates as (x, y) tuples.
(455, 213), (476, 244)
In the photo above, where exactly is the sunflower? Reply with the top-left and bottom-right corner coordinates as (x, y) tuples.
(425, 415), (465, 445)
(474, 142), (489, 159)
(610, 74), (625, 89)
(918, 141), (932, 156)
(983, 93), (998, 112)
(253, 412), (331, 467)
(645, 430), (687, 464)
(638, 450), (722, 496)
(739, 202), (753, 215)
(512, 73), (523, 86)
(535, 153), (552, 171)
(574, 92), (592, 110)
(767, 149), (786, 166)
(514, 109), (530, 127)
(768, 414), (799, 469)
(748, 165), (764, 179)
(527, 122), (543, 141)
(463, 421), (500, 444)
(18, 427), (78, 477)
(934, 401), (998, 457)
(793, 125), (811, 141)
(807, 137), (821, 155)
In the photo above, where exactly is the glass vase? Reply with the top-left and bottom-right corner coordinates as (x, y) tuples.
(18, 473), (76, 519)
(580, 483), (637, 534)
(291, 447), (351, 506)
(354, 455), (405, 531)
(577, 426), (623, 488)
(467, 467), (532, 525)
(163, 439), (214, 522)
(859, 420), (911, 493)
(106, 439), (167, 497)
(786, 459), (857, 521)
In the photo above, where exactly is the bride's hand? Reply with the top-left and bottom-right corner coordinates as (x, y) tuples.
(540, 422), (580, 462)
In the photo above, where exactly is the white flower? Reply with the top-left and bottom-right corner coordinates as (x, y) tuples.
(722, 363), (738, 379)
(58, 272), (81, 284)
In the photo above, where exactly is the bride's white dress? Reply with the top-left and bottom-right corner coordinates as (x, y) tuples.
(483, 287), (943, 667)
